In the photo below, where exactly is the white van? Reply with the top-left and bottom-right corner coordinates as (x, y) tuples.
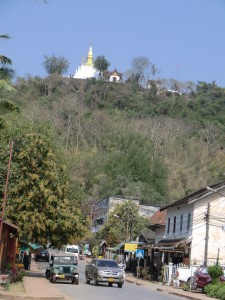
(64, 245), (79, 258)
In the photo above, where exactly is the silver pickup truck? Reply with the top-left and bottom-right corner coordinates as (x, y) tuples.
(85, 258), (124, 288)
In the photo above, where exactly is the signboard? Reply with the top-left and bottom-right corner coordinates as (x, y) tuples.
(136, 249), (144, 259)
(124, 243), (138, 252)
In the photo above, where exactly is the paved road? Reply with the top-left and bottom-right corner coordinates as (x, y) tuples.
(36, 258), (186, 300)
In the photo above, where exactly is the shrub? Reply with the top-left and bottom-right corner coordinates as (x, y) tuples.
(215, 284), (225, 300)
(205, 282), (225, 299)
(208, 265), (223, 283)
(8, 266), (26, 283)
(142, 267), (151, 280)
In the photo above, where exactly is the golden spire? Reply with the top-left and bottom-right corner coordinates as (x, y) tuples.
(86, 46), (94, 67)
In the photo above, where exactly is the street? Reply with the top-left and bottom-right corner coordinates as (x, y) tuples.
(36, 258), (186, 300)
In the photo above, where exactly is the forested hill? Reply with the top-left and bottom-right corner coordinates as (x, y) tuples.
(2, 76), (225, 207)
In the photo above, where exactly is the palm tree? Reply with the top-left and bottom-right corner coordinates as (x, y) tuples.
(0, 34), (17, 128)
(0, 34), (14, 81)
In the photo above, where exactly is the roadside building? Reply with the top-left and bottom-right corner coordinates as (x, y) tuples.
(0, 219), (18, 271)
(91, 196), (159, 233)
(153, 182), (225, 266)
(91, 196), (139, 233)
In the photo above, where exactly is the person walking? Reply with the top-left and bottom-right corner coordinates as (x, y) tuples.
(23, 251), (30, 270)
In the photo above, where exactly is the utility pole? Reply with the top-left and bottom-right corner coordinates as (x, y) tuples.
(129, 219), (133, 241)
(90, 204), (95, 231)
(216, 248), (220, 265)
(203, 202), (210, 266)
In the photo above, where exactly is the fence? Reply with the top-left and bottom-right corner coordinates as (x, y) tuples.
(163, 263), (178, 285)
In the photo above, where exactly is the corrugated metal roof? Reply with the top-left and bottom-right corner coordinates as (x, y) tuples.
(160, 181), (225, 211)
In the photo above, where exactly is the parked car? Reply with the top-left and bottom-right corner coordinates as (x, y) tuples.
(34, 249), (49, 262)
(64, 245), (79, 259)
(85, 258), (124, 288)
(193, 266), (225, 291)
(45, 254), (79, 284)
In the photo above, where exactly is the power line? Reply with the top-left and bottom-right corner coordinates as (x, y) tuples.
(169, 147), (222, 179)
(168, 154), (225, 190)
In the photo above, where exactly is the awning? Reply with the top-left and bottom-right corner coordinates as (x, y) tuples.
(153, 237), (192, 251)
(28, 243), (43, 250)
(107, 241), (125, 252)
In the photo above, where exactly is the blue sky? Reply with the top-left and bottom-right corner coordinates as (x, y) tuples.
(1, 0), (225, 87)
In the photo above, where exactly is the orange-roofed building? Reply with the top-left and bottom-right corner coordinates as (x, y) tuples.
(149, 209), (167, 243)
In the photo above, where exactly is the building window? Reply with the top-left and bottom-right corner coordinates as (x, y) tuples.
(180, 214), (183, 232)
(173, 216), (176, 234)
(187, 212), (191, 231)
(167, 217), (170, 234)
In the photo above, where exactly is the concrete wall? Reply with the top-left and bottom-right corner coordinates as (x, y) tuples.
(163, 189), (225, 265)
(191, 191), (225, 265)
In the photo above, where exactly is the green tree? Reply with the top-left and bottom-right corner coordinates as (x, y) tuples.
(0, 34), (14, 81)
(3, 131), (87, 247)
(94, 55), (110, 76)
(43, 54), (70, 76)
(88, 131), (167, 204)
(97, 200), (150, 246)
(0, 34), (16, 128)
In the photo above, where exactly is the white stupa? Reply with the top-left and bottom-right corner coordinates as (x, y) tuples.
(73, 46), (98, 79)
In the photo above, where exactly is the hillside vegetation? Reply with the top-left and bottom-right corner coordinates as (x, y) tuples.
(2, 76), (225, 210)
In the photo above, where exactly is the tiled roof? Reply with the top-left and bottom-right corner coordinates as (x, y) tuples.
(140, 229), (155, 240)
(149, 209), (167, 225)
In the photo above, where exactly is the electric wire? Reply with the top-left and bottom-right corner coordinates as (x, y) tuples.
(168, 147), (225, 184)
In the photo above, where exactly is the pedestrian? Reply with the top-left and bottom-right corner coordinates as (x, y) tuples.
(23, 251), (30, 270)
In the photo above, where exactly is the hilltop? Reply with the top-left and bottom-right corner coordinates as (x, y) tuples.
(2, 76), (225, 207)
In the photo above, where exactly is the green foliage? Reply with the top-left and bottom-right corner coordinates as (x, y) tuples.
(8, 266), (25, 283)
(0, 123), (88, 247)
(208, 265), (223, 283)
(2, 74), (225, 226)
(0, 34), (14, 81)
(94, 56), (110, 74)
(204, 282), (225, 300)
(43, 54), (69, 75)
(83, 129), (167, 204)
(97, 200), (150, 246)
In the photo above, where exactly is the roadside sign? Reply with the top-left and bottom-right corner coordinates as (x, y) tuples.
(136, 249), (144, 259)
(124, 243), (138, 252)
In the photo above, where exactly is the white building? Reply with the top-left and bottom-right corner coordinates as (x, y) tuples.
(139, 205), (159, 218)
(91, 196), (139, 233)
(103, 69), (123, 82)
(91, 196), (158, 233)
(158, 182), (225, 266)
(73, 46), (98, 79)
